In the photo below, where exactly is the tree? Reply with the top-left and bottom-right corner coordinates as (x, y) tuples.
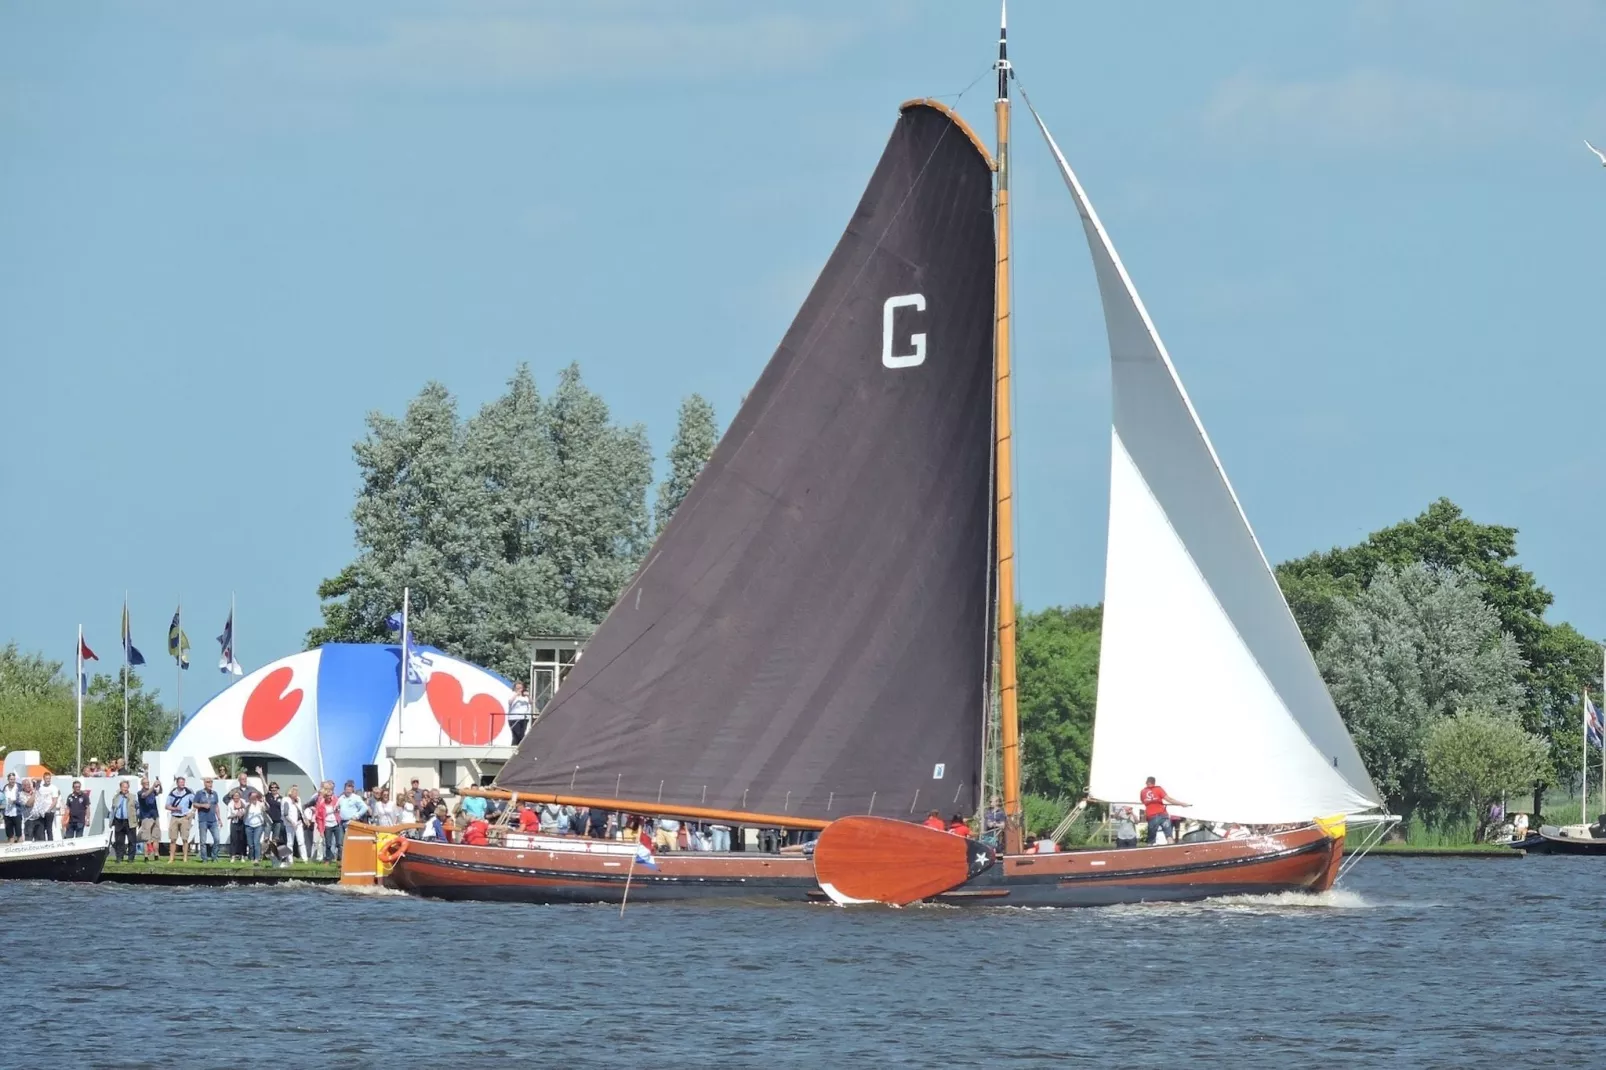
(654, 394), (718, 533)
(1318, 563), (1526, 816)
(308, 363), (655, 681)
(1424, 708), (1548, 841)
(1278, 498), (1550, 654)
(1278, 498), (1597, 811)
(0, 646), (176, 773)
(1017, 605), (1101, 799)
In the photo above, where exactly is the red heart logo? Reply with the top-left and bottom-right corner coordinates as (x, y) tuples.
(242, 667), (303, 742)
(426, 672), (506, 746)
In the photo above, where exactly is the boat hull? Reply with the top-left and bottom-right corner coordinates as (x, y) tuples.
(938, 824), (1342, 907)
(387, 836), (819, 905)
(1526, 826), (1606, 855)
(0, 835), (110, 883)
(378, 825), (1340, 908)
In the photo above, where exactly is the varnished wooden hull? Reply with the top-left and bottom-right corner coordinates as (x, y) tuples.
(389, 836), (819, 904)
(937, 825), (1343, 907)
(383, 825), (1341, 908)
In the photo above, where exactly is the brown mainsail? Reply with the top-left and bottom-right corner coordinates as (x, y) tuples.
(495, 101), (996, 824)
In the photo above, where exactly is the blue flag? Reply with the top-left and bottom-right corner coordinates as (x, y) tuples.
(385, 611), (403, 632)
(1588, 695), (1603, 750)
(122, 603), (146, 666)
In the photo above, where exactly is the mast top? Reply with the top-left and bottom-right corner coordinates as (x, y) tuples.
(996, 1), (1010, 102)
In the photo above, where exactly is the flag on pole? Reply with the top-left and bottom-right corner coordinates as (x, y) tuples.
(1587, 694), (1603, 750)
(79, 635), (98, 696)
(217, 610), (242, 675)
(168, 608), (191, 669)
(121, 604), (145, 666)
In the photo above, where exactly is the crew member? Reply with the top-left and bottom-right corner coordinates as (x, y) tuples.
(921, 809), (946, 831)
(1139, 776), (1187, 846)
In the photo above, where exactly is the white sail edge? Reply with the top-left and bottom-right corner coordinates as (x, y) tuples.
(1019, 93), (1382, 816)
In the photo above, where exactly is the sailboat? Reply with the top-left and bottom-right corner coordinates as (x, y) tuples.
(345, 8), (1386, 907)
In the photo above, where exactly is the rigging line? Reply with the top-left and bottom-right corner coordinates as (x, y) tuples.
(929, 65), (993, 106)
(525, 109), (983, 733)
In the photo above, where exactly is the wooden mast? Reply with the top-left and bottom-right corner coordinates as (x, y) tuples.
(994, 1), (1024, 856)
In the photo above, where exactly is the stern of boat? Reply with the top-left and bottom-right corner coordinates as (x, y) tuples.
(1310, 813), (1346, 893)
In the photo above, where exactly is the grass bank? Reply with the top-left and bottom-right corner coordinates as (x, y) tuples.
(102, 858), (340, 882)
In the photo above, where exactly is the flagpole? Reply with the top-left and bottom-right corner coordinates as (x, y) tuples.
(1583, 688), (1589, 827)
(123, 591), (131, 769)
(76, 624), (84, 776)
(176, 595), (183, 724)
(232, 591), (237, 670)
(400, 586), (412, 744)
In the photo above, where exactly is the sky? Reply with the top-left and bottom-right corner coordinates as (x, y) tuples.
(3, 1), (1605, 715)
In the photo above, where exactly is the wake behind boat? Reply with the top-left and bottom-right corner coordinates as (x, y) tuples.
(352, 7), (1389, 908)
(0, 833), (109, 883)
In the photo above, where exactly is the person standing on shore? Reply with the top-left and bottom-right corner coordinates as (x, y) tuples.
(316, 786), (342, 861)
(137, 777), (161, 860)
(34, 774), (60, 841)
(226, 786), (248, 862)
(192, 777), (222, 862)
(507, 680), (533, 744)
(61, 780), (90, 835)
(334, 780), (369, 860)
(166, 776), (195, 862)
(244, 790), (268, 862)
(3, 773), (22, 843)
(279, 785), (305, 862)
(109, 780), (136, 861)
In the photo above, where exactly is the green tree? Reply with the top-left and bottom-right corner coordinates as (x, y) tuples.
(1016, 605), (1101, 799)
(0, 647), (176, 772)
(1277, 498), (1596, 810)
(1424, 708), (1549, 841)
(308, 363), (655, 681)
(654, 394), (718, 532)
(1278, 498), (1550, 653)
(1317, 563), (1526, 816)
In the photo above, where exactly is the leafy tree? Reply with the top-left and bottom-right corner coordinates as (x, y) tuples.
(1424, 708), (1548, 841)
(1317, 563), (1527, 816)
(1278, 499), (1550, 653)
(1278, 498), (1597, 810)
(654, 394), (718, 533)
(0, 647), (176, 772)
(308, 363), (654, 681)
(1017, 605), (1101, 799)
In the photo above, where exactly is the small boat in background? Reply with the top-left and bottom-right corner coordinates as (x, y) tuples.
(1524, 824), (1606, 855)
(0, 833), (109, 882)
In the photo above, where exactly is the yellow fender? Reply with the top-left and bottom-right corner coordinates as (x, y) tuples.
(1314, 814), (1347, 841)
(375, 831), (401, 876)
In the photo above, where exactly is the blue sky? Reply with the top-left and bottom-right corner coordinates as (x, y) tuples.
(3, 1), (1604, 714)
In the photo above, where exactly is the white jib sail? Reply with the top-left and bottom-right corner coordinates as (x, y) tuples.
(1024, 100), (1381, 824)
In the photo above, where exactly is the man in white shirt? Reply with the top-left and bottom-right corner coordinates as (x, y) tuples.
(2, 773), (22, 843)
(508, 681), (533, 744)
(31, 774), (61, 841)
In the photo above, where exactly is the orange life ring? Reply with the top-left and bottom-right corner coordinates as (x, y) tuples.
(378, 836), (406, 866)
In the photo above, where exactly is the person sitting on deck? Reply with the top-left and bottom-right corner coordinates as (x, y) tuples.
(1139, 776), (1187, 847)
(922, 810), (946, 831)
(517, 803), (540, 833)
(461, 815), (490, 846)
(948, 814), (971, 836)
(1027, 836), (1059, 853)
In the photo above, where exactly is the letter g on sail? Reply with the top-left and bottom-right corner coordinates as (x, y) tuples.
(881, 293), (926, 368)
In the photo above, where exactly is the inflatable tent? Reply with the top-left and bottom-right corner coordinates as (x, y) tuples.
(165, 643), (515, 787)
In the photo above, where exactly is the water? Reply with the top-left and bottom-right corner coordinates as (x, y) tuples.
(9, 856), (1603, 1068)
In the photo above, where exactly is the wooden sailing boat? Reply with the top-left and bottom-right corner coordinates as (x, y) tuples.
(351, 7), (1385, 907)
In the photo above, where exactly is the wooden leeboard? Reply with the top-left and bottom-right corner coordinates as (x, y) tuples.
(813, 815), (995, 906)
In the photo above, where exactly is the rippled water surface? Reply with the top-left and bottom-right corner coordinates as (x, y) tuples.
(8, 855), (1604, 1068)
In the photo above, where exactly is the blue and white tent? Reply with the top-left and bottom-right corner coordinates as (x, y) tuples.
(165, 643), (515, 787)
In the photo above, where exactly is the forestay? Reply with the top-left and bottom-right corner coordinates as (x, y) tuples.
(496, 102), (996, 823)
(1024, 100), (1382, 824)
